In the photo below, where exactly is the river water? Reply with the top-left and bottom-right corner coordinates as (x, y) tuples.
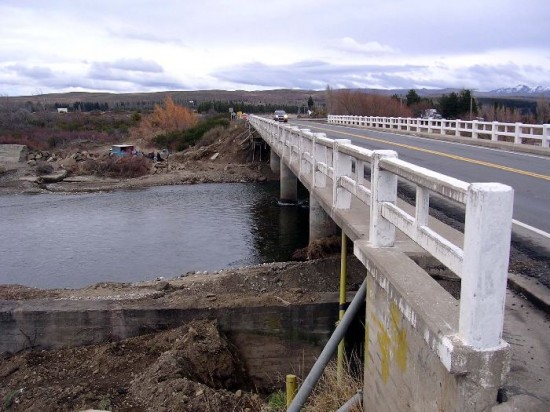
(0, 183), (309, 289)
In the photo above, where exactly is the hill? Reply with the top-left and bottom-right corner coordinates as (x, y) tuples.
(5, 89), (327, 111)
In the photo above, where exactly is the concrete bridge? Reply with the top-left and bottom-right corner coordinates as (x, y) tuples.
(249, 115), (517, 411)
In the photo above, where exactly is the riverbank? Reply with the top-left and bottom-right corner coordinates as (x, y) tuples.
(0, 121), (278, 196)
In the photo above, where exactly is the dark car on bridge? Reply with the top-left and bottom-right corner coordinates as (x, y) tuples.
(273, 110), (288, 122)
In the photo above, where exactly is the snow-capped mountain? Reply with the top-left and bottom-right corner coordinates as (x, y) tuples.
(489, 85), (550, 96)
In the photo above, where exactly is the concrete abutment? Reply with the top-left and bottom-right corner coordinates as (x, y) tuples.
(0, 297), (344, 391)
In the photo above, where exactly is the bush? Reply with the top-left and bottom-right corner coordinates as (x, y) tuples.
(82, 156), (151, 178)
(153, 114), (230, 151)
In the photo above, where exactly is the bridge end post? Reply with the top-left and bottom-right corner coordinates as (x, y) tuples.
(459, 183), (514, 349)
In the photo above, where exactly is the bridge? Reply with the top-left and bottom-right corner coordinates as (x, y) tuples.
(249, 114), (522, 411)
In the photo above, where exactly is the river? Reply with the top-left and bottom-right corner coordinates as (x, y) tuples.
(0, 183), (309, 289)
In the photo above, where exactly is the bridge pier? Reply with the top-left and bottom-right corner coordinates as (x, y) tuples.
(309, 194), (338, 241)
(280, 160), (297, 204)
(270, 149), (280, 174)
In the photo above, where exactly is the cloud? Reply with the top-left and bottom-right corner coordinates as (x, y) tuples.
(1, 0), (549, 95)
(90, 59), (164, 75)
(6, 64), (54, 79)
(107, 28), (186, 46)
(212, 60), (428, 89)
(336, 37), (397, 55)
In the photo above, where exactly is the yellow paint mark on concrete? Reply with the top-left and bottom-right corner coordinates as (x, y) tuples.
(375, 316), (391, 383)
(390, 302), (408, 373)
(370, 302), (409, 384)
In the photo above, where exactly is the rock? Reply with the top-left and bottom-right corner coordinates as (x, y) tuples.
(210, 152), (219, 161)
(155, 281), (170, 291)
(235, 389), (242, 398)
(36, 169), (69, 183)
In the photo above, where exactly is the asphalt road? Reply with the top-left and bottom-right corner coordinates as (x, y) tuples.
(293, 120), (550, 234)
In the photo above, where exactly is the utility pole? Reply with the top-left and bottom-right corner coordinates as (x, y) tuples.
(469, 89), (477, 121)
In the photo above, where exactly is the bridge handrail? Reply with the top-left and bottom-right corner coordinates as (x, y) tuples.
(250, 114), (514, 352)
(328, 114), (550, 147)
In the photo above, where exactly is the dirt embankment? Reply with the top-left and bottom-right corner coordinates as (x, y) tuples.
(0, 121), (277, 195)
(0, 257), (368, 412)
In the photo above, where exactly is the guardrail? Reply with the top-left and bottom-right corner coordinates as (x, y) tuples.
(328, 115), (550, 148)
(250, 114), (514, 352)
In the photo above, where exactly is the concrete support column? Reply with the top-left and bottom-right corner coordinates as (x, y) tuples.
(309, 194), (337, 242)
(270, 149), (280, 174)
(280, 159), (297, 203)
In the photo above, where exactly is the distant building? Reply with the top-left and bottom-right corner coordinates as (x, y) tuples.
(57, 108), (68, 113)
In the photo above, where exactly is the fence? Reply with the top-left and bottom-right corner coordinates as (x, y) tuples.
(250, 114), (514, 352)
(328, 115), (550, 148)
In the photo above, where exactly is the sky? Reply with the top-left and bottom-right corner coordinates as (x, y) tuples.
(1, 0), (549, 96)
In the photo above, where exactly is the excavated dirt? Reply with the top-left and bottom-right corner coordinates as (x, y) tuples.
(0, 320), (263, 412)
(0, 257), (368, 412)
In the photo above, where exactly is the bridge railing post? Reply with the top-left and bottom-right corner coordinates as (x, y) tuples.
(472, 120), (479, 139)
(543, 124), (549, 148)
(514, 122), (523, 144)
(491, 121), (499, 141)
(313, 133), (328, 188)
(332, 139), (352, 209)
(299, 129), (313, 179)
(459, 183), (514, 349)
(369, 150), (398, 247)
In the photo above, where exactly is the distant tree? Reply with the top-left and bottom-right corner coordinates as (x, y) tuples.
(308, 96), (314, 109)
(536, 96), (550, 123)
(406, 89), (421, 107)
(438, 92), (459, 118)
(439, 89), (477, 119)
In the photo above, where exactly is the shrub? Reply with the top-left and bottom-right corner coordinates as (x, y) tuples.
(153, 114), (230, 151)
(82, 156), (151, 178)
(131, 97), (197, 145)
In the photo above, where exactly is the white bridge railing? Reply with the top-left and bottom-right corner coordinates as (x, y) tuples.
(249, 114), (514, 353)
(328, 115), (550, 148)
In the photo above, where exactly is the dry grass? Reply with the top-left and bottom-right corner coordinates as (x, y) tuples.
(302, 357), (363, 412)
(268, 356), (363, 412)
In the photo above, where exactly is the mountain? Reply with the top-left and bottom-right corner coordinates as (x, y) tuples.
(489, 85), (550, 97)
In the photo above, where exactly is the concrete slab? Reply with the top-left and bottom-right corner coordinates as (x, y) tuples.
(0, 144), (28, 163)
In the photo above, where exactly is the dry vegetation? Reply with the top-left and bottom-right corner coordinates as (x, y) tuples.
(267, 357), (364, 412)
(326, 88), (412, 117)
(130, 97), (198, 147)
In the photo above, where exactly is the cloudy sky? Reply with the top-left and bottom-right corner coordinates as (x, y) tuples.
(1, 0), (549, 96)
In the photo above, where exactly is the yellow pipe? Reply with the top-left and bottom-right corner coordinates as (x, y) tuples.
(337, 231), (347, 382)
(286, 374), (297, 407)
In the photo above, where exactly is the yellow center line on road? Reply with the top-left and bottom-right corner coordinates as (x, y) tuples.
(307, 124), (550, 181)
